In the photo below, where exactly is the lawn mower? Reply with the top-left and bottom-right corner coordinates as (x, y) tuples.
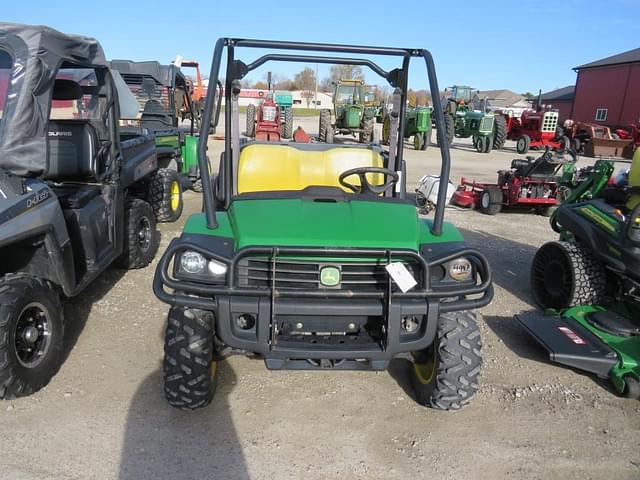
(451, 147), (577, 216)
(515, 149), (640, 399)
(153, 38), (493, 412)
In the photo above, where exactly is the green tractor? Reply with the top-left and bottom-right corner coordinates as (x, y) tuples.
(382, 106), (432, 150)
(441, 85), (501, 154)
(516, 149), (640, 399)
(319, 79), (376, 143)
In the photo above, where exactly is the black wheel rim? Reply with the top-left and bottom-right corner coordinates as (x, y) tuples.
(13, 303), (52, 368)
(532, 245), (572, 308)
(138, 216), (152, 252)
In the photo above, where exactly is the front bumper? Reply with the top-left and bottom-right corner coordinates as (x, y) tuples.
(153, 242), (493, 368)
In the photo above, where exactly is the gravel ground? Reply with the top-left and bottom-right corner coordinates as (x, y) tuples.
(1, 115), (639, 480)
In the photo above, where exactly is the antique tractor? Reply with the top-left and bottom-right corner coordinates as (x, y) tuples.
(318, 79), (376, 143)
(382, 106), (432, 150)
(246, 94), (285, 142)
(503, 108), (569, 154)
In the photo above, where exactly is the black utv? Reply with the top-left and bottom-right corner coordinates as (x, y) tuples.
(0, 23), (162, 399)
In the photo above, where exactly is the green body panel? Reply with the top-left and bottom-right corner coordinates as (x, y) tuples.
(405, 107), (432, 137)
(575, 204), (621, 236)
(454, 111), (494, 138)
(182, 199), (464, 251)
(155, 133), (180, 149)
(181, 134), (199, 172)
(563, 306), (640, 392)
(338, 105), (362, 129)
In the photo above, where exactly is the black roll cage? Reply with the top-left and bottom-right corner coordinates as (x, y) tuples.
(198, 38), (452, 236)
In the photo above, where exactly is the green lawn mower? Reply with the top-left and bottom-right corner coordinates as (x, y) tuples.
(382, 106), (432, 150)
(516, 150), (640, 399)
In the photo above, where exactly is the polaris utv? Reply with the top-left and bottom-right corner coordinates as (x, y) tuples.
(154, 39), (493, 411)
(0, 24), (161, 399)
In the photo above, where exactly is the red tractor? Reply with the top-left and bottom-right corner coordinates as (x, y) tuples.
(501, 108), (569, 154)
(451, 148), (577, 216)
(246, 95), (282, 141)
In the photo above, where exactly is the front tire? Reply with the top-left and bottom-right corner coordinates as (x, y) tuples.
(0, 275), (65, 399)
(116, 199), (159, 269)
(411, 311), (482, 410)
(531, 241), (607, 309)
(480, 187), (502, 215)
(164, 307), (218, 410)
(516, 134), (531, 154)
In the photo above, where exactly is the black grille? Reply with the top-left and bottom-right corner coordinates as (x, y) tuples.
(236, 258), (421, 292)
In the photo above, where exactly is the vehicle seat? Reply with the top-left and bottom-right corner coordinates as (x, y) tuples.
(237, 144), (384, 194)
(141, 99), (173, 130)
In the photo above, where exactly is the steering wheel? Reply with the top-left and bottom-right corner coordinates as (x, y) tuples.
(338, 167), (399, 195)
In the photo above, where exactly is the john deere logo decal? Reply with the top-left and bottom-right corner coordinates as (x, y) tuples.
(320, 266), (341, 287)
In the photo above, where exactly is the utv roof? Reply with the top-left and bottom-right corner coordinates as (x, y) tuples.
(0, 23), (107, 177)
(109, 60), (184, 87)
(0, 22), (106, 67)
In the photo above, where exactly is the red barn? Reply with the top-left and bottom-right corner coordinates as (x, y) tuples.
(571, 48), (640, 127)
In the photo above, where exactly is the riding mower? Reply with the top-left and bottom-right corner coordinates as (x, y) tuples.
(451, 147), (577, 216)
(516, 149), (640, 399)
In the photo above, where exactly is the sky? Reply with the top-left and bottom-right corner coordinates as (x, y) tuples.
(4, 0), (639, 94)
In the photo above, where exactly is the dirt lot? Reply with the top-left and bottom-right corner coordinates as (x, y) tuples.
(1, 115), (639, 480)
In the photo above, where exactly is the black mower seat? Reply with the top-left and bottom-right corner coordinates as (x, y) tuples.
(587, 310), (640, 337)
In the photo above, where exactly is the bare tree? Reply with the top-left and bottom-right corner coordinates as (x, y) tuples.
(329, 64), (364, 82)
(294, 67), (316, 107)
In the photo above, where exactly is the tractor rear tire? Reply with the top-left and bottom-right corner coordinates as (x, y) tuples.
(149, 168), (184, 223)
(516, 135), (531, 154)
(493, 114), (507, 149)
(359, 116), (374, 143)
(437, 113), (455, 146)
(480, 187), (502, 215)
(246, 104), (256, 138)
(116, 199), (159, 270)
(163, 307), (218, 411)
(531, 241), (607, 309)
(0, 274), (64, 400)
(411, 311), (482, 410)
(282, 107), (293, 139)
(382, 115), (391, 145)
(319, 109), (333, 143)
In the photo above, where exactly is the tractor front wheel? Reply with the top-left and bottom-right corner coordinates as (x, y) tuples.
(413, 132), (425, 150)
(411, 311), (482, 410)
(530, 241), (607, 309)
(516, 135), (531, 154)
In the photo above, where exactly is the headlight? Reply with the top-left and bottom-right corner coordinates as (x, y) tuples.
(208, 259), (228, 275)
(181, 251), (207, 274)
(448, 257), (472, 281)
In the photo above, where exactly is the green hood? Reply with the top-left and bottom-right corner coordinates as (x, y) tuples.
(183, 198), (464, 251)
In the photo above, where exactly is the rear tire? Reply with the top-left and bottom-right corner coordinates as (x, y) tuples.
(319, 109), (332, 143)
(516, 135), (531, 154)
(480, 188), (502, 215)
(116, 199), (159, 269)
(411, 311), (482, 410)
(149, 168), (183, 223)
(437, 113), (455, 146)
(282, 107), (293, 139)
(359, 116), (374, 143)
(192, 177), (203, 193)
(0, 275), (64, 399)
(164, 307), (218, 410)
(382, 115), (391, 145)
(623, 376), (640, 400)
(246, 104), (256, 138)
(531, 241), (607, 309)
(493, 114), (507, 149)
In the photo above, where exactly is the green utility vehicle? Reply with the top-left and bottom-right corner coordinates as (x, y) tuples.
(153, 38), (493, 411)
(110, 60), (205, 197)
(0, 24), (161, 398)
(383, 106), (432, 150)
(319, 79), (377, 143)
(441, 85), (499, 153)
(516, 150), (640, 398)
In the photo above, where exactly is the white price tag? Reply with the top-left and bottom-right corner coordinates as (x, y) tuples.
(385, 262), (417, 293)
